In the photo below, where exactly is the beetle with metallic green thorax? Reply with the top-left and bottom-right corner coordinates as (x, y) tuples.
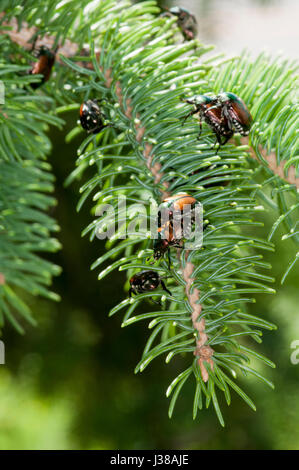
(182, 92), (252, 148)
(182, 94), (233, 147)
(162, 6), (198, 41)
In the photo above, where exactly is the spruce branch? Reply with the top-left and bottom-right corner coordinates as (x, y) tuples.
(62, 0), (281, 423)
(112, 74), (211, 379)
(2, 0), (298, 425)
(114, 79), (170, 194)
(3, 12), (298, 194)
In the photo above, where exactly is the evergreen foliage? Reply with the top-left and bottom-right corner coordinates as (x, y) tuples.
(0, 0), (298, 424)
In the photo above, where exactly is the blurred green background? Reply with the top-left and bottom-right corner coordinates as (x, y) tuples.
(0, 0), (298, 450)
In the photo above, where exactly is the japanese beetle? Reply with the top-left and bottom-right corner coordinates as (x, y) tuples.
(158, 192), (197, 230)
(129, 270), (172, 298)
(30, 45), (56, 89)
(160, 193), (197, 213)
(153, 223), (184, 269)
(79, 99), (109, 134)
(163, 7), (198, 41)
(182, 92), (252, 148)
(211, 92), (253, 136)
(182, 94), (233, 148)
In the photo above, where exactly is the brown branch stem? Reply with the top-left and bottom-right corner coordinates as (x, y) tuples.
(182, 253), (213, 382)
(113, 78), (211, 379)
(241, 136), (299, 189)
(0, 15), (79, 60)
(114, 79), (170, 197)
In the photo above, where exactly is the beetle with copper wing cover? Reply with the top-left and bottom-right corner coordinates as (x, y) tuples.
(30, 45), (56, 89)
(182, 92), (252, 148)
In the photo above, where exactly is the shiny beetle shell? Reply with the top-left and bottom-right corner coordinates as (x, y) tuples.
(129, 270), (160, 293)
(129, 270), (171, 297)
(183, 94), (233, 146)
(169, 7), (198, 41)
(158, 193), (197, 229)
(162, 193), (197, 212)
(79, 99), (107, 134)
(30, 46), (56, 89)
(214, 92), (253, 135)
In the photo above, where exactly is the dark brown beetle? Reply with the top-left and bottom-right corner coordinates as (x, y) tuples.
(129, 270), (172, 298)
(30, 45), (56, 89)
(79, 99), (109, 134)
(162, 7), (198, 41)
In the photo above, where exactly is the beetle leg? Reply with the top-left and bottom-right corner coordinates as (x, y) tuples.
(220, 131), (234, 146)
(129, 287), (138, 298)
(196, 118), (203, 140)
(167, 249), (171, 270)
(222, 106), (233, 130)
(160, 280), (172, 296)
(203, 104), (219, 113)
(210, 133), (221, 153)
(182, 108), (199, 126)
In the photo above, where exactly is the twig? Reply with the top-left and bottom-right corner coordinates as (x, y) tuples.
(0, 14), (79, 59)
(182, 252), (213, 382)
(113, 78), (211, 379)
(241, 137), (299, 189)
(114, 79), (170, 196)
